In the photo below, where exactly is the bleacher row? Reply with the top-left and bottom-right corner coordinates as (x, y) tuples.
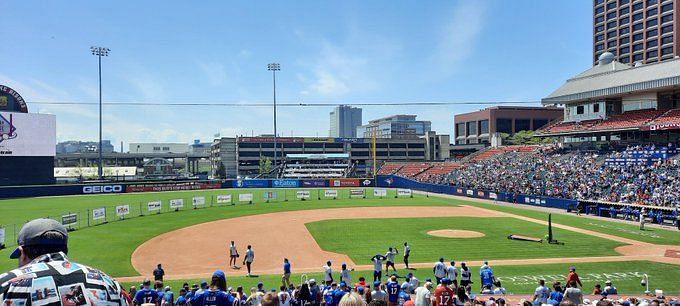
(539, 108), (680, 134)
(377, 145), (539, 180)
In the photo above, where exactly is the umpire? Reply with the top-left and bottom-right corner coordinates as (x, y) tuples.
(0, 218), (129, 306)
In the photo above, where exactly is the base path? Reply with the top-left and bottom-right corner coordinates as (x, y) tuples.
(130, 205), (503, 280)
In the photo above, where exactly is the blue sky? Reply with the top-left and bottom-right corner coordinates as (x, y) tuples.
(0, 1), (592, 148)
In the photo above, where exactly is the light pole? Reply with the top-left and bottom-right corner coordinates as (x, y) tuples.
(91, 46), (110, 181)
(267, 63), (280, 172)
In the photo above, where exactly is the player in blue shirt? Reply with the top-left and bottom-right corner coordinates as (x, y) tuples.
(190, 270), (236, 306)
(386, 275), (400, 306)
(479, 265), (494, 291)
(331, 283), (347, 306)
(283, 258), (292, 287)
(134, 279), (161, 306)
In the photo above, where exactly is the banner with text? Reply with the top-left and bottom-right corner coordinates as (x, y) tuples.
(373, 188), (387, 197)
(92, 208), (106, 220)
(170, 199), (184, 209)
(350, 189), (365, 197)
(216, 194), (232, 204)
(324, 190), (338, 198)
(147, 200), (162, 211)
(61, 214), (77, 226)
(296, 190), (311, 199)
(192, 196), (206, 207)
(116, 204), (130, 217)
(397, 189), (412, 197)
(239, 193), (253, 202)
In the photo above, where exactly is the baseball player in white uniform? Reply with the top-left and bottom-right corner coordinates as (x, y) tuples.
(340, 263), (352, 284)
(323, 260), (334, 286)
(460, 261), (471, 287)
(243, 245), (255, 276)
(446, 261), (458, 288)
(433, 257), (446, 284)
(403, 242), (411, 269)
(228, 241), (239, 269)
(385, 247), (399, 273)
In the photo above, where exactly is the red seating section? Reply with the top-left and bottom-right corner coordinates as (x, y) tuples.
(648, 109), (680, 125)
(376, 163), (403, 175)
(470, 145), (538, 161)
(591, 109), (666, 130)
(539, 120), (598, 133)
(396, 163), (432, 177)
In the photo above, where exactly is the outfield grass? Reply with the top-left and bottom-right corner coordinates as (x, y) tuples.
(306, 217), (624, 264)
(445, 196), (680, 245)
(122, 261), (680, 294)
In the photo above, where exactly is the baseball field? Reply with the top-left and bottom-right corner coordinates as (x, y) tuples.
(0, 187), (679, 294)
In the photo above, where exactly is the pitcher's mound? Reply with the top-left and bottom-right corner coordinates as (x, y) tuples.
(427, 229), (485, 238)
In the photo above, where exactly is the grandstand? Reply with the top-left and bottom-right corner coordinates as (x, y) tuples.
(280, 153), (353, 178)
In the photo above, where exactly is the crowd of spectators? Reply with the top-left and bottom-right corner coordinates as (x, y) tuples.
(420, 144), (680, 208)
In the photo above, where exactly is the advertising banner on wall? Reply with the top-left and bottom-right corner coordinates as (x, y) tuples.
(373, 188), (387, 197)
(350, 189), (365, 197)
(330, 179), (360, 187)
(324, 190), (338, 198)
(61, 214), (77, 226)
(360, 179), (374, 187)
(0, 112), (56, 156)
(216, 195), (232, 204)
(397, 189), (412, 197)
(233, 179), (270, 188)
(92, 208), (106, 220)
(301, 179), (327, 187)
(263, 191), (277, 201)
(239, 193), (254, 202)
(272, 179), (300, 188)
(170, 199), (184, 209)
(126, 181), (221, 192)
(296, 190), (311, 199)
(147, 200), (162, 211)
(192, 196), (206, 207)
(115, 204), (130, 217)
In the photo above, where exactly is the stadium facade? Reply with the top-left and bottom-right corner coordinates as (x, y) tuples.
(210, 135), (450, 178)
(593, 0), (679, 65)
(540, 52), (680, 143)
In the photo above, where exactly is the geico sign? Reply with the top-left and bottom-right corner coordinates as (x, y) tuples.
(83, 185), (124, 194)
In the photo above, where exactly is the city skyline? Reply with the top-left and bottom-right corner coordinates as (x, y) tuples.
(1, 1), (591, 145)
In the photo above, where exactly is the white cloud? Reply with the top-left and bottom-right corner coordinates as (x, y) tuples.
(309, 70), (349, 96)
(432, 1), (488, 70)
(196, 60), (228, 86)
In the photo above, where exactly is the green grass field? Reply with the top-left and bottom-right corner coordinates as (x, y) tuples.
(306, 217), (624, 263)
(1, 187), (679, 293)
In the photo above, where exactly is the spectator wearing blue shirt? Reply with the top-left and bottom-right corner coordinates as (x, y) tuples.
(134, 279), (161, 306)
(547, 282), (563, 306)
(162, 286), (175, 306)
(190, 270), (235, 306)
(175, 289), (188, 306)
(386, 275), (400, 306)
(282, 258), (292, 287)
(331, 283), (346, 306)
(479, 265), (494, 291)
(397, 283), (410, 306)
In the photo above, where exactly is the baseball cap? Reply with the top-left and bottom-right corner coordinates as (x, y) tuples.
(441, 278), (450, 284)
(339, 282), (347, 287)
(213, 270), (226, 280)
(373, 281), (381, 287)
(10, 218), (68, 259)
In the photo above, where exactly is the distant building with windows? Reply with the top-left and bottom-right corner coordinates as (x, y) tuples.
(356, 115), (431, 139)
(453, 106), (563, 145)
(329, 105), (362, 138)
(56, 140), (114, 154)
(593, 0), (679, 65)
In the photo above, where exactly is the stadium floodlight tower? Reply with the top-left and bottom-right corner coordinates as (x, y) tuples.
(267, 63), (280, 172)
(90, 46), (110, 181)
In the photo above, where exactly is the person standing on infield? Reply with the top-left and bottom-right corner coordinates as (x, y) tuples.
(403, 242), (411, 270)
(384, 247), (399, 273)
(243, 245), (255, 277)
(323, 261), (334, 286)
(459, 262), (471, 288)
(282, 258), (291, 287)
(154, 263), (165, 281)
(371, 253), (387, 282)
(433, 258), (446, 284)
(229, 241), (240, 269)
(446, 261), (458, 289)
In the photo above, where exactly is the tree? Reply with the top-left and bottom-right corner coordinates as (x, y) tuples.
(259, 156), (272, 174)
(215, 162), (226, 179)
(502, 130), (555, 145)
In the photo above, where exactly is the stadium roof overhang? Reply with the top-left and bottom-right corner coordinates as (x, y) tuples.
(542, 57), (680, 105)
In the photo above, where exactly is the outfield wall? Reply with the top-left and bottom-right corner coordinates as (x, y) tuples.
(0, 178), (375, 199)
